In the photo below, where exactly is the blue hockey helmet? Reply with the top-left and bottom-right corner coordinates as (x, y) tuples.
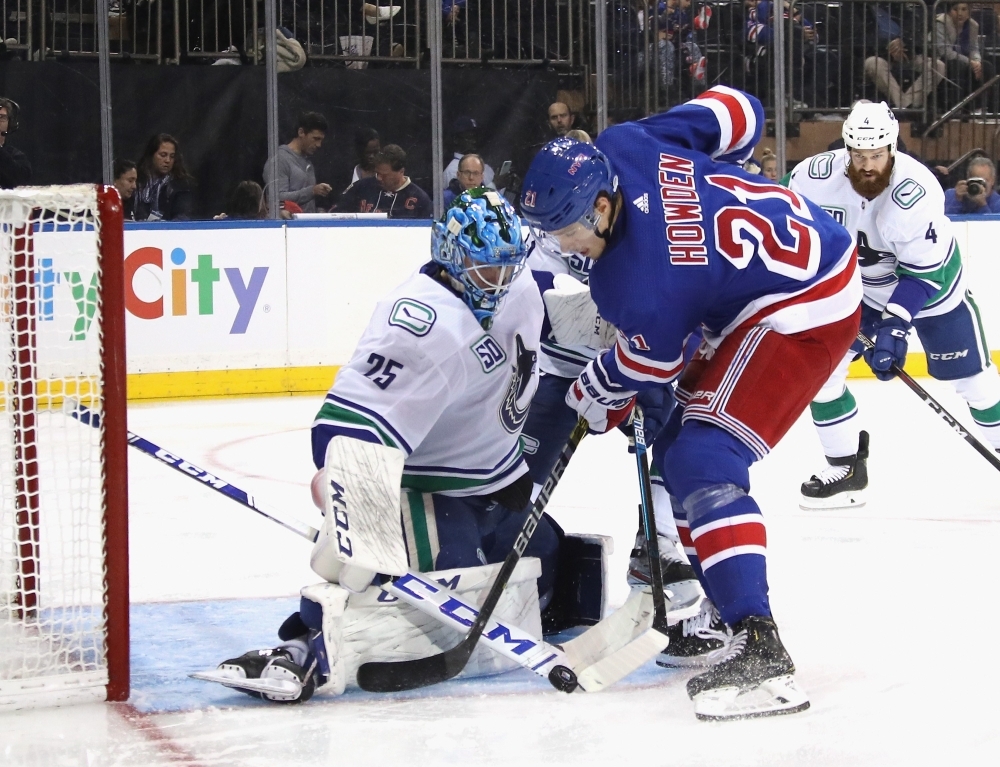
(431, 189), (527, 330)
(520, 138), (618, 235)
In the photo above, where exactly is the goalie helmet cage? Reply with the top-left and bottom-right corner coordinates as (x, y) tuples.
(0, 185), (128, 710)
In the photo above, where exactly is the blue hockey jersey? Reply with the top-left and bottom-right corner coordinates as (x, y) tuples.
(591, 86), (862, 390)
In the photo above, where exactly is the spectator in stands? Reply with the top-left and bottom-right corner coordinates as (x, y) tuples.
(263, 111), (332, 216)
(215, 181), (267, 220)
(442, 116), (495, 189)
(547, 102), (576, 137)
(566, 129), (592, 143)
(347, 126), (381, 190)
(113, 158), (137, 221)
(443, 153), (485, 207)
(746, 0), (839, 109)
(935, 2), (995, 111)
(134, 134), (195, 221)
(759, 148), (778, 180)
(338, 144), (432, 218)
(0, 98), (30, 188)
(657, 0), (706, 101)
(945, 155), (1000, 213)
(862, 3), (945, 109)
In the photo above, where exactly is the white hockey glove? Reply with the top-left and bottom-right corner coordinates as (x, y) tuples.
(543, 274), (618, 349)
(566, 358), (636, 434)
(310, 437), (409, 592)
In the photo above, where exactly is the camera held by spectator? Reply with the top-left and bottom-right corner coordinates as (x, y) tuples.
(945, 156), (1000, 214)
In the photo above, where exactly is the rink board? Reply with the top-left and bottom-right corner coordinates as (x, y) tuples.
(93, 216), (1000, 399)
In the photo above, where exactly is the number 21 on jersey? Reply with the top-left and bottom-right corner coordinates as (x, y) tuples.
(706, 175), (821, 281)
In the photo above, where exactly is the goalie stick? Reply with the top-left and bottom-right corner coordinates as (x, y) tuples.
(355, 418), (590, 693)
(856, 332), (1000, 474)
(64, 400), (665, 692)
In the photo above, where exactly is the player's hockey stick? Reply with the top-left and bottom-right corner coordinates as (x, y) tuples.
(631, 405), (671, 634)
(856, 332), (1000, 473)
(354, 418), (590, 693)
(67, 401), (664, 692)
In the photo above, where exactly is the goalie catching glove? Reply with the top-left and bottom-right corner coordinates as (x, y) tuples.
(566, 357), (636, 433)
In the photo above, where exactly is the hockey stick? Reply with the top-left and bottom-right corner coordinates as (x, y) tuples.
(67, 400), (663, 692)
(354, 418), (590, 693)
(61, 398), (321, 541)
(61, 398), (583, 687)
(856, 332), (1000, 473)
(67, 400), (665, 692)
(630, 405), (671, 634)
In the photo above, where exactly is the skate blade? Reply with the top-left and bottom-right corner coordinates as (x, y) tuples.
(692, 674), (810, 721)
(798, 489), (866, 511)
(626, 572), (703, 612)
(190, 669), (303, 700)
(665, 580), (703, 611)
(655, 653), (715, 669)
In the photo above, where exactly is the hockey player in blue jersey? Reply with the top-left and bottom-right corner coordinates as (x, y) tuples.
(521, 85), (863, 720)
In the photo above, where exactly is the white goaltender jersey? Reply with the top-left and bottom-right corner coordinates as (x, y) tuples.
(789, 148), (964, 320)
(312, 264), (543, 497)
(526, 230), (601, 378)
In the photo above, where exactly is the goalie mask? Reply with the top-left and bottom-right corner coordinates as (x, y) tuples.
(431, 189), (527, 330)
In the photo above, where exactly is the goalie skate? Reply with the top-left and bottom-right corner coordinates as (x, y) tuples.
(799, 431), (869, 510)
(627, 530), (702, 610)
(687, 616), (810, 721)
(191, 647), (317, 704)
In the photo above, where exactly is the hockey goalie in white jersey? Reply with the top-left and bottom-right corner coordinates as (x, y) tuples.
(789, 101), (1000, 508)
(194, 190), (611, 703)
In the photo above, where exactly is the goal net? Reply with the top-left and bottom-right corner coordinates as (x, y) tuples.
(0, 185), (128, 710)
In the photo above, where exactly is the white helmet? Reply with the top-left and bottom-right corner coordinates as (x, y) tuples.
(842, 101), (898, 156)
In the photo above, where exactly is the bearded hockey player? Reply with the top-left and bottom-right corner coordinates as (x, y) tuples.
(789, 101), (1000, 509)
(520, 86), (862, 720)
(194, 190), (607, 702)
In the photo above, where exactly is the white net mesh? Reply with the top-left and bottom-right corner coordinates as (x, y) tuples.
(0, 185), (111, 707)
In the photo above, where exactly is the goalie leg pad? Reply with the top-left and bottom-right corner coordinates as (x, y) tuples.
(301, 559), (544, 695)
(299, 582), (350, 695)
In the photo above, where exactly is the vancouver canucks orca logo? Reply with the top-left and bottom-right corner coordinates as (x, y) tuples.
(499, 334), (537, 434)
(856, 231), (895, 268)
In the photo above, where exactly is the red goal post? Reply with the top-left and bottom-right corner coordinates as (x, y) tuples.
(0, 185), (128, 709)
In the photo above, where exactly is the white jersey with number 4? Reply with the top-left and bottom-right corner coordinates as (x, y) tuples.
(313, 265), (543, 497)
(789, 148), (964, 319)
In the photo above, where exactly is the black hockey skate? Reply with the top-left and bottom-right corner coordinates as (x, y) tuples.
(627, 528), (702, 610)
(686, 616), (810, 720)
(800, 431), (869, 510)
(191, 646), (317, 703)
(656, 599), (732, 668)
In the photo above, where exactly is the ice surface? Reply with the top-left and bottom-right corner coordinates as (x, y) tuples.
(3, 379), (1000, 766)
